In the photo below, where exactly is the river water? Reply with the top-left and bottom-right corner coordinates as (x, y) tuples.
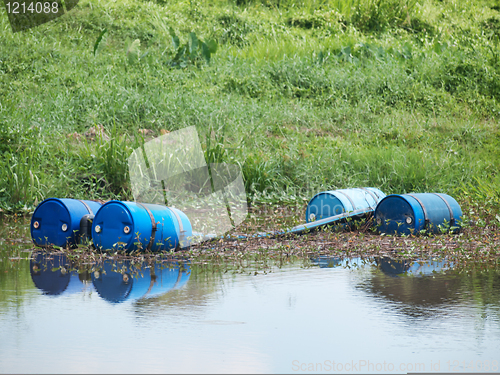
(0, 216), (499, 374)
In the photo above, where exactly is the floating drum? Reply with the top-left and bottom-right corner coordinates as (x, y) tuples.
(305, 187), (386, 223)
(374, 193), (462, 236)
(31, 198), (102, 248)
(91, 201), (192, 252)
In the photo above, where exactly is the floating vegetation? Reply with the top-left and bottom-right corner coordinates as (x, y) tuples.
(2, 205), (499, 277)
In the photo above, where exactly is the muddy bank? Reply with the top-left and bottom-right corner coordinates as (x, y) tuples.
(2, 205), (500, 274)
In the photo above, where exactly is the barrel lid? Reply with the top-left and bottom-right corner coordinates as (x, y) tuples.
(92, 201), (135, 251)
(375, 194), (423, 235)
(306, 191), (345, 222)
(31, 198), (72, 247)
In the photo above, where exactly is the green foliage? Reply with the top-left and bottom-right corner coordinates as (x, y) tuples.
(93, 28), (108, 56)
(125, 38), (148, 65)
(92, 126), (133, 196)
(0, 0), (500, 212)
(348, 0), (418, 32)
(460, 176), (500, 215)
(214, 13), (255, 46)
(204, 126), (229, 165)
(166, 29), (218, 67)
(236, 0), (418, 33)
(286, 13), (327, 29)
(0, 148), (42, 210)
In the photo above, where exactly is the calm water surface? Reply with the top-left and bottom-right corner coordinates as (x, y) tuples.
(1, 218), (499, 374)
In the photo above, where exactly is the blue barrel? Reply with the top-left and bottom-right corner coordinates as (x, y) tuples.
(31, 198), (102, 248)
(374, 193), (462, 235)
(305, 187), (386, 222)
(91, 260), (190, 303)
(91, 201), (192, 251)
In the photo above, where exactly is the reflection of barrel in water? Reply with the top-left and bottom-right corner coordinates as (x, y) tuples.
(91, 261), (190, 303)
(310, 256), (368, 269)
(376, 257), (451, 277)
(310, 256), (343, 268)
(363, 257), (461, 316)
(29, 252), (190, 303)
(30, 252), (92, 296)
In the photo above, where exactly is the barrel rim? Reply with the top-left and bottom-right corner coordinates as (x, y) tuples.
(31, 197), (73, 247)
(305, 191), (345, 223)
(92, 200), (138, 250)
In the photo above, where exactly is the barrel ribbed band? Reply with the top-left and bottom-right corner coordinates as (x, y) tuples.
(144, 267), (183, 299)
(406, 194), (429, 230)
(336, 190), (357, 212)
(169, 208), (184, 234)
(372, 189), (384, 200)
(359, 187), (379, 207)
(136, 203), (157, 251)
(432, 193), (455, 226)
(78, 200), (93, 215)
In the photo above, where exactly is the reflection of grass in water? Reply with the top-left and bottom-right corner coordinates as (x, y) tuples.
(14, 216), (499, 279)
(362, 259), (500, 318)
(0, 216), (34, 306)
(1, 216), (499, 310)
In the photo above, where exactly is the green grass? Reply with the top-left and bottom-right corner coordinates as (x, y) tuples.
(0, 0), (499, 213)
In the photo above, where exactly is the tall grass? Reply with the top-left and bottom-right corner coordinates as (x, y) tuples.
(0, 0), (499, 212)
(0, 149), (42, 209)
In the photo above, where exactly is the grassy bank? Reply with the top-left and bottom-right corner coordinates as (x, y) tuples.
(0, 0), (499, 213)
